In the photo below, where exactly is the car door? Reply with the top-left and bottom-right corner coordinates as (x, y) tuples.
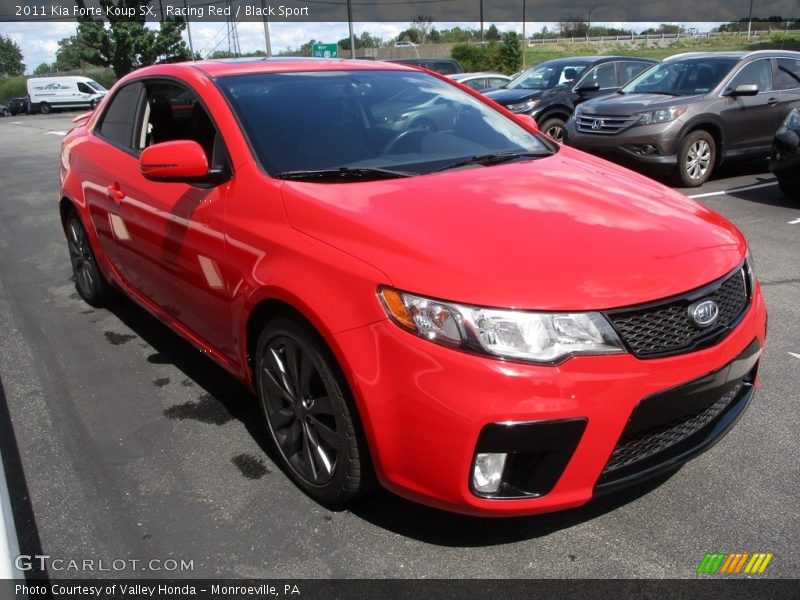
(82, 81), (146, 271)
(775, 57), (800, 119)
(98, 79), (235, 358)
(720, 58), (781, 152)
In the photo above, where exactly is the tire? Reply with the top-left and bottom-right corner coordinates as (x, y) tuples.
(675, 130), (716, 187)
(65, 212), (111, 307)
(1, 108), (8, 117)
(255, 316), (372, 504)
(539, 116), (566, 142)
(39, 102), (51, 115)
(778, 179), (800, 199)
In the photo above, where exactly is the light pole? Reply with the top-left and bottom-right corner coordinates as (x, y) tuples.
(522, 0), (526, 69)
(747, 0), (754, 41)
(347, 0), (356, 58)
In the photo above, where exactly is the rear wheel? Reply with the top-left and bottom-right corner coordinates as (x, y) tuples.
(0, 108), (9, 117)
(255, 316), (372, 504)
(39, 102), (51, 115)
(675, 130), (716, 187)
(539, 116), (566, 142)
(65, 212), (111, 307)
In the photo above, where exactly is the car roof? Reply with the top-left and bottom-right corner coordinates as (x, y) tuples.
(451, 72), (509, 79)
(664, 49), (800, 61)
(192, 57), (414, 78)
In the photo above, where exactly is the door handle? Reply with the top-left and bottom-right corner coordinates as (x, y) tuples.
(106, 182), (125, 204)
(766, 98), (779, 106)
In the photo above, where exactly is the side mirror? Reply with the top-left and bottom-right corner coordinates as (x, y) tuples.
(139, 140), (209, 182)
(727, 84), (759, 97)
(576, 82), (601, 93)
(514, 113), (539, 131)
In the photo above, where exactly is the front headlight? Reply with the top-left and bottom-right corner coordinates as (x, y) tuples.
(745, 248), (757, 293)
(506, 99), (540, 113)
(635, 106), (687, 126)
(782, 107), (800, 131)
(379, 287), (625, 364)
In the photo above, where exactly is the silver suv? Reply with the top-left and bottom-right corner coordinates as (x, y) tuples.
(564, 50), (800, 186)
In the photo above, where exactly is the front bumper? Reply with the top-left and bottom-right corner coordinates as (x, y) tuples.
(333, 285), (766, 516)
(564, 117), (684, 172)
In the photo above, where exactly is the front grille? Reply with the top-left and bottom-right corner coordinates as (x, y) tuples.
(605, 266), (750, 358)
(602, 383), (743, 474)
(575, 113), (638, 135)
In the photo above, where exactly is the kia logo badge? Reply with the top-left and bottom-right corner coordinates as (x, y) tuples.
(688, 299), (720, 328)
(591, 119), (603, 130)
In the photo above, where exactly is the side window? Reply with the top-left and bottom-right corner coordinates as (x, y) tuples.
(96, 82), (144, 150)
(729, 59), (773, 92)
(463, 78), (486, 91)
(580, 63), (617, 89)
(77, 82), (93, 94)
(139, 82), (227, 170)
(776, 58), (800, 90)
(487, 77), (508, 88)
(617, 62), (651, 86)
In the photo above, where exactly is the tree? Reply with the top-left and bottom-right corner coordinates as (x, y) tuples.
(34, 62), (54, 75)
(500, 32), (522, 74)
(0, 35), (25, 76)
(559, 18), (589, 38)
(486, 24), (500, 41)
(410, 16), (435, 45)
(74, 0), (191, 78)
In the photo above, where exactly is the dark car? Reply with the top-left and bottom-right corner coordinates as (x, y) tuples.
(387, 58), (464, 75)
(0, 104), (8, 117)
(565, 50), (800, 186)
(770, 106), (800, 197)
(484, 56), (656, 141)
(8, 96), (29, 115)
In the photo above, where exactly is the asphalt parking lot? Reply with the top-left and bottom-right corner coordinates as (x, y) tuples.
(0, 112), (797, 579)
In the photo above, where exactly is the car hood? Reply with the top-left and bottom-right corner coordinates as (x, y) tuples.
(280, 147), (745, 310)
(580, 92), (700, 116)
(484, 88), (543, 105)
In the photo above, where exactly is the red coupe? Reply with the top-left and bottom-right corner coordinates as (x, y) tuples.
(59, 58), (766, 516)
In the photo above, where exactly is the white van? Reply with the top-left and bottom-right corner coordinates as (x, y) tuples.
(27, 76), (108, 114)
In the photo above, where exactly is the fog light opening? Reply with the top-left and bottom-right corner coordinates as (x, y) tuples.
(472, 452), (508, 495)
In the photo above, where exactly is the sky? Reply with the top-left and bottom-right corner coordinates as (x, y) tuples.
(0, 20), (732, 74)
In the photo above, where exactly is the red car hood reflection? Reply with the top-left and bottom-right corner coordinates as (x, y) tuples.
(281, 148), (745, 310)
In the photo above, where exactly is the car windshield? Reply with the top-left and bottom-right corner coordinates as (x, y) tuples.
(507, 61), (588, 90)
(86, 80), (106, 92)
(217, 70), (552, 179)
(620, 57), (739, 95)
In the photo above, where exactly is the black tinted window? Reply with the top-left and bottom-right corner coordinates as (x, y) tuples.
(97, 83), (143, 149)
(776, 58), (800, 90)
(77, 82), (93, 94)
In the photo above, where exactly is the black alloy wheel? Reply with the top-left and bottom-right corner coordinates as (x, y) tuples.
(66, 212), (110, 306)
(256, 317), (371, 503)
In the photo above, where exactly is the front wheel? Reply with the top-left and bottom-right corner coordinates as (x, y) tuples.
(255, 317), (372, 504)
(39, 102), (51, 115)
(65, 212), (111, 307)
(0, 108), (8, 117)
(675, 130), (716, 187)
(539, 117), (566, 142)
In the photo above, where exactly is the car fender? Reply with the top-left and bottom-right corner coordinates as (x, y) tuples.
(675, 113), (728, 163)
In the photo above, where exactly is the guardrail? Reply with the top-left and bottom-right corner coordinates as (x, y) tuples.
(528, 29), (800, 45)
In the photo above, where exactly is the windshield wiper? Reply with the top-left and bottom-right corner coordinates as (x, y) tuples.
(277, 166), (415, 181)
(629, 90), (683, 96)
(434, 150), (551, 173)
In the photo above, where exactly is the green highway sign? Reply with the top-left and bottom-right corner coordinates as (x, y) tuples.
(312, 43), (339, 58)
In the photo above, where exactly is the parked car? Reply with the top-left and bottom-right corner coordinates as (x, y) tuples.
(370, 84), (458, 133)
(59, 58), (766, 516)
(394, 41), (417, 48)
(565, 50), (800, 186)
(387, 58), (463, 75)
(27, 75), (107, 114)
(0, 104), (8, 117)
(770, 106), (800, 197)
(450, 72), (512, 92)
(8, 96), (29, 115)
(484, 56), (656, 141)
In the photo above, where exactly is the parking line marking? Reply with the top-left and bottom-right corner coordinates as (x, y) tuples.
(789, 218), (800, 225)
(11, 121), (22, 125)
(687, 182), (778, 199)
(44, 131), (67, 136)
(789, 352), (800, 360)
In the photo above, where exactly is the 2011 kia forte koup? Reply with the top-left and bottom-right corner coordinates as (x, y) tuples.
(59, 58), (766, 517)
